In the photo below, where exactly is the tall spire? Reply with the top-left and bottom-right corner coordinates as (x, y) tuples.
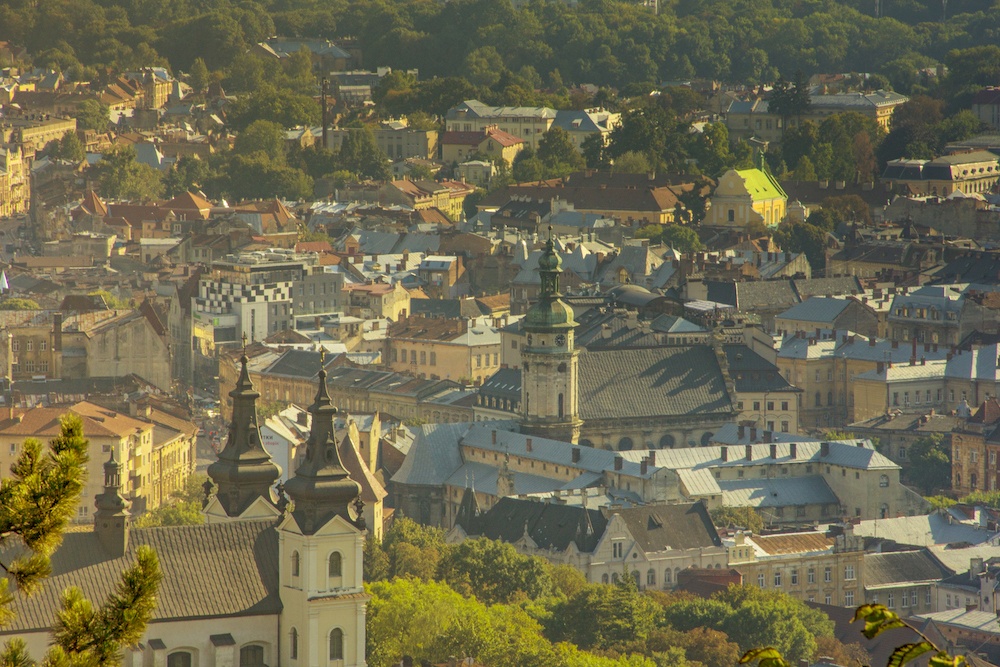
(206, 338), (281, 517)
(94, 450), (130, 557)
(283, 350), (362, 535)
(538, 225), (562, 298)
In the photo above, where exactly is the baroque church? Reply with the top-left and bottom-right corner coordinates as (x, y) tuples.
(1, 348), (369, 667)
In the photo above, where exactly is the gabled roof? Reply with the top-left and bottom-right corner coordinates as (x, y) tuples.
(734, 168), (787, 202)
(470, 496), (607, 553)
(614, 502), (722, 552)
(1, 521), (279, 633)
(577, 347), (735, 420)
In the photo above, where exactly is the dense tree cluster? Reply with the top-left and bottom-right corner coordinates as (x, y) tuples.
(364, 518), (864, 667)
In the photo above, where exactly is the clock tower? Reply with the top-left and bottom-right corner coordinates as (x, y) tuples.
(521, 229), (583, 444)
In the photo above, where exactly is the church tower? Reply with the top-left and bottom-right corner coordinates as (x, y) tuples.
(521, 229), (583, 444)
(94, 451), (130, 558)
(279, 354), (367, 667)
(205, 337), (282, 521)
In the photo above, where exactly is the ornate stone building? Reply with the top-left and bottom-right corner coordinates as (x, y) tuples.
(5, 348), (370, 667)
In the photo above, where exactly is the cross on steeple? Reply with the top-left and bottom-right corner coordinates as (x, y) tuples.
(242, 332), (248, 356)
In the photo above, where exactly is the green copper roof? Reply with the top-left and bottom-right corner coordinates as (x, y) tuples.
(736, 168), (787, 202)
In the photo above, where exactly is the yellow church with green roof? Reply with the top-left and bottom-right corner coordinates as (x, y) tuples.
(703, 165), (787, 229)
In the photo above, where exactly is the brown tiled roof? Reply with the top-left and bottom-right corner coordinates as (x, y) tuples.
(440, 131), (485, 146)
(752, 532), (834, 555)
(295, 240), (333, 253)
(0, 521), (280, 633)
(483, 127), (524, 147)
(0, 401), (148, 439)
(164, 191), (212, 212)
(388, 315), (466, 341)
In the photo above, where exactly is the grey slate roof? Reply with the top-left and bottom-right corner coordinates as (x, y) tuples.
(445, 461), (564, 496)
(615, 502), (722, 551)
(792, 276), (863, 300)
(390, 422), (471, 487)
(778, 297), (852, 324)
(470, 496), (608, 553)
(577, 347), (735, 420)
(864, 550), (950, 588)
(724, 344), (797, 393)
(717, 475), (838, 508)
(1, 521), (279, 634)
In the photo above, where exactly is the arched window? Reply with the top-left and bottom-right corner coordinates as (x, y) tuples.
(880, 503), (889, 519)
(168, 653), (192, 667)
(602, 573), (609, 584)
(579, 439), (594, 447)
(815, 392), (821, 407)
(659, 434), (676, 449)
(240, 645), (265, 667)
(558, 362), (567, 372)
(700, 432), (714, 446)
(972, 473), (978, 490)
(728, 209), (735, 222)
(647, 569), (656, 586)
(558, 393), (564, 419)
(329, 629), (344, 660)
(290, 628), (299, 660)
(328, 552), (342, 577)
(618, 437), (634, 451)
(292, 551), (300, 577)
(879, 474), (889, 488)
(611, 572), (620, 584)
(664, 569), (672, 584)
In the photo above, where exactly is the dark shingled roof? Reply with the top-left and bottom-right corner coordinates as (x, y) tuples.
(864, 550), (950, 588)
(577, 347), (735, 420)
(706, 280), (800, 311)
(724, 344), (799, 393)
(469, 496), (607, 553)
(613, 502), (722, 551)
(1, 521), (279, 634)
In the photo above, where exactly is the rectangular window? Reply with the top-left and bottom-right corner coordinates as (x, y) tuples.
(393, 349), (398, 362)
(888, 592), (894, 609)
(807, 568), (815, 584)
(824, 567), (832, 583)
(493, 353), (498, 365)
(39, 340), (47, 351)
(926, 589), (932, 606)
(791, 569), (798, 585)
(11, 340), (18, 352)
(420, 351), (426, 365)
(758, 573), (765, 588)
(25, 340), (32, 351)
(774, 571), (781, 586)
(613, 542), (623, 558)
(476, 355), (482, 368)
(430, 352), (437, 366)
(781, 421), (789, 433)
(753, 401), (761, 411)
(781, 401), (789, 411)
(845, 591), (855, 606)
(825, 594), (832, 605)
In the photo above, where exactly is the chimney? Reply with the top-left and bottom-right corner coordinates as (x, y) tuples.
(53, 312), (63, 351)
(614, 456), (623, 471)
(869, 337), (877, 347)
(526, 437), (533, 452)
(492, 430), (497, 445)
(721, 446), (728, 461)
(770, 444), (777, 459)
(738, 425), (746, 439)
(821, 442), (830, 457)
(745, 444), (752, 461)
(648, 451), (656, 465)
(297, 410), (308, 426)
(572, 447), (581, 463)
(641, 459), (648, 475)
(764, 431), (773, 444)
(790, 442), (797, 459)
(971, 557), (985, 580)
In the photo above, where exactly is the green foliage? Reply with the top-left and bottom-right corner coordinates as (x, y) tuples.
(48, 545), (162, 666)
(664, 585), (832, 665)
(75, 99), (110, 132)
(163, 157), (214, 199)
(906, 434), (950, 495)
(613, 151), (653, 174)
(438, 538), (555, 605)
(226, 85), (320, 132)
(662, 225), (704, 253)
(95, 146), (164, 202)
(0, 298), (41, 310)
(338, 128), (391, 181)
(256, 400), (287, 420)
(823, 430), (857, 441)
(536, 127), (586, 178)
(367, 578), (648, 667)
(773, 222), (827, 272)
(234, 120), (287, 164)
(88, 290), (134, 310)
(134, 501), (204, 528)
(547, 580), (661, 651)
(188, 57), (210, 93)
(710, 506), (764, 533)
(926, 495), (958, 510)
(958, 490), (1000, 508)
(46, 131), (85, 162)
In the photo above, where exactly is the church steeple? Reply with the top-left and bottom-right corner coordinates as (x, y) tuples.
(521, 228), (583, 444)
(207, 335), (281, 518)
(94, 450), (130, 557)
(283, 351), (362, 535)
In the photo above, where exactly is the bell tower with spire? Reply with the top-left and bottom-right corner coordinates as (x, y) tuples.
(205, 335), (282, 522)
(279, 351), (368, 667)
(520, 228), (583, 444)
(94, 450), (131, 558)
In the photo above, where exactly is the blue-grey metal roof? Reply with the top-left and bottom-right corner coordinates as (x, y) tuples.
(718, 475), (839, 508)
(778, 297), (851, 324)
